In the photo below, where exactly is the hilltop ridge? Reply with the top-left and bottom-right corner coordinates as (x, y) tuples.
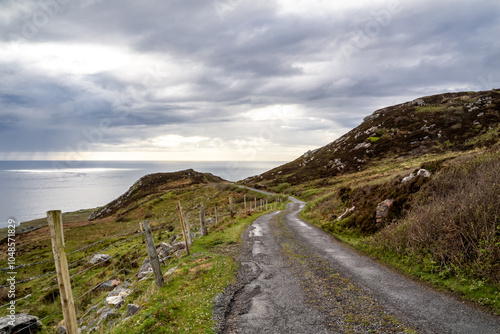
(89, 169), (226, 220)
(242, 89), (500, 188)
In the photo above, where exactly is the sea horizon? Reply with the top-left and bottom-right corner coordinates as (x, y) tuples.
(0, 160), (285, 227)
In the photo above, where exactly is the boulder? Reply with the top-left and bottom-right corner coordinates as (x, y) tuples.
(401, 173), (415, 183)
(376, 199), (395, 225)
(402, 169), (431, 183)
(108, 284), (132, 298)
(106, 296), (124, 309)
(171, 242), (186, 252)
(156, 242), (173, 262)
(87, 254), (112, 266)
(97, 308), (121, 324)
(417, 168), (431, 178)
(126, 304), (140, 317)
(0, 313), (42, 334)
(138, 258), (153, 279)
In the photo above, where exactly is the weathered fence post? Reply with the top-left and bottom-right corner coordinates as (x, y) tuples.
(215, 206), (219, 225)
(184, 212), (192, 246)
(176, 201), (190, 256)
(200, 203), (207, 236)
(229, 197), (234, 218)
(254, 197), (257, 211)
(140, 221), (164, 287)
(47, 210), (78, 334)
(244, 195), (247, 214)
(266, 199), (268, 210)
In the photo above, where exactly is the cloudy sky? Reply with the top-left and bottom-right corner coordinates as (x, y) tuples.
(0, 0), (499, 161)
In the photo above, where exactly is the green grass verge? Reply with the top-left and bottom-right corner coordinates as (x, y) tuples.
(110, 209), (281, 334)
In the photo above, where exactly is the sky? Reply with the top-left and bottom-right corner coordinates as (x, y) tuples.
(0, 0), (499, 162)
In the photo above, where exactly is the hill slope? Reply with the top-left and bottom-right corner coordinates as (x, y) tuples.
(89, 169), (226, 220)
(242, 89), (500, 188)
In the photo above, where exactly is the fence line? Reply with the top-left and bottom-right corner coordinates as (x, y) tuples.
(1, 191), (285, 332)
(66, 226), (139, 257)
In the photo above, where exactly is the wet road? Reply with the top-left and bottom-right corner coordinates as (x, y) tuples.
(218, 197), (500, 333)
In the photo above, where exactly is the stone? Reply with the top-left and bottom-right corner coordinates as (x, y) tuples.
(337, 206), (355, 221)
(58, 325), (66, 334)
(417, 169), (431, 178)
(138, 258), (153, 279)
(171, 242), (186, 252)
(156, 242), (173, 262)
(401, 173), (415, 183)
(126, 304), (140, 317)
(98, 279), (121, 291)
(106, 296), (124, 308)
(376, 199), (395, 225)
(0, 313), (42, 334)
(164, 266), (178, 277)
(87, 254), (112, 266)
(108, 284), (132, 298)
(98, 308), (121, 322)
(363, 113), (380, 122)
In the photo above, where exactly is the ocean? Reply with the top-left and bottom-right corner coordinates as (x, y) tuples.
(0, 160), (283, 228)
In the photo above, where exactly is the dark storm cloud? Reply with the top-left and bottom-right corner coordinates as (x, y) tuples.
(0, 0), (499, 159)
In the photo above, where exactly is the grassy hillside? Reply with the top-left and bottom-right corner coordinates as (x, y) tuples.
(298, 150), (500, 313)
(242, 89), (500, 189)
(0, 170), (286, 333)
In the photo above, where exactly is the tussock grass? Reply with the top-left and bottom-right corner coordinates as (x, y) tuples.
(371, 152), (500, 284)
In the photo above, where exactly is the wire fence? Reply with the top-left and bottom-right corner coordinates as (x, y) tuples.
(0, 191), (285, 333)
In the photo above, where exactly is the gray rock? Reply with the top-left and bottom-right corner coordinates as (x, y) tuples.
(138, 258), (153, 279)
(354, 142), (371, 150)
(108, 285), (132, 298)
(0, 313), (42, 334)
(58, 325), (66, 334)
(376, 199), (395, 225)
(98, 308), (121, 323)
(156, 242), (173, 262)
(417, 168), (431, 178)
(126, 304), (140, 317)
(105, 296), (124, 309)
(98, 279), (120, 291)
(401, 173), (415, 183)
(87, 254), (112, 266)
(363, 113), (380, 122)
(171, 241), (186, 252)
(164, 266), (178, 277)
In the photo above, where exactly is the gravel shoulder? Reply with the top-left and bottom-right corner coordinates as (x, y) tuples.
(214, 197), (500, 334)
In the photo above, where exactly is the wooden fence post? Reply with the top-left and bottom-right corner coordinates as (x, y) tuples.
(254, 197), (257, 211)
(176, 201), (190, 256)
(184, 213), (192, 246)
(47, 210), (78, 334)
(140, 221), (164, 287)
(215, 206), (219, 225)
(244, 195), (247, 214)
(200, 203), (207, 236)
(229, 197), (234, 218)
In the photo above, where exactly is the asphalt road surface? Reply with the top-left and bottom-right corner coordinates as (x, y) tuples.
(215, 197), (500, 334)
